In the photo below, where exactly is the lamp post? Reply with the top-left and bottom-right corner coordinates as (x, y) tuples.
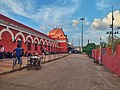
(108, 6), (120, 54)
(100, 37), (103, 65)
(80, 18), (85, 53)
(78, 38), (80, 53)
(111, 6), (114, 54)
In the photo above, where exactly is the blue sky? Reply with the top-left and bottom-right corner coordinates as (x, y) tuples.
(0, 0), (120, 46)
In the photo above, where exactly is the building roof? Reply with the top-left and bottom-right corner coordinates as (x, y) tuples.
(48, 28), (67, 39)
(0, 14), (54, 41)
(48, 29), (58, 37)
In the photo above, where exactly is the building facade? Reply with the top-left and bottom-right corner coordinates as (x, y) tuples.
(0, 14), (68, 54)
(48, 28), (68, 53)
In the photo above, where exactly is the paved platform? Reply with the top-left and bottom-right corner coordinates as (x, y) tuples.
(0, 54), (68, 75)
(0, 57), (27, 74)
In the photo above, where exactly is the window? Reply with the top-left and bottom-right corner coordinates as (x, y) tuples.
(48, 46), (50, 52)
(40, 43), (43, 51)
(35, 43), (37, 51)
(44, 44), (46, 49)
(27, 41), (31, 50)
(17, 38), (22, 47)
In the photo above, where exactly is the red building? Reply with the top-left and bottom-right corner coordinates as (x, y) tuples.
(48, 28), (68, 53)
(0, 14), (68, 54)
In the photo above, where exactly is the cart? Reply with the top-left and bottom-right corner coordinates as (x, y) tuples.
(27, 55), (41, 70)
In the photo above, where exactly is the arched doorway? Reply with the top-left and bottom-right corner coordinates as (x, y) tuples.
(34, 42), (38, 51)
(27, 40), (31, 51)
(0, 31), (14, 51)
(17, 38), (22, 47)
(40, 42), (43, 53)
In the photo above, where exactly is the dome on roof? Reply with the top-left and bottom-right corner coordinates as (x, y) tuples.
(48, 27), (67, 40)
(48, 28), (58, 36)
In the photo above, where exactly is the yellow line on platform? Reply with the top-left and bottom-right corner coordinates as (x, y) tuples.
(0, 67), (12, 70)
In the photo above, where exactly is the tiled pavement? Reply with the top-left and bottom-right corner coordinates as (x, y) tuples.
(0, 57), (27, 74)
(0, 54), (68, 75)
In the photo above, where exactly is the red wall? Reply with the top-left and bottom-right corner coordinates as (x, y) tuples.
(92, 48), (100, 62)
(116, 44), (120, 58)
(0, 30), (59, 55)
(0, 31), (16, 52)
(92, 45), (120, 76)
(59, 42), (68, 53)
(0, 14), (68, 55)
(0, 26), (59, 55)
(102, 55), (120, 76)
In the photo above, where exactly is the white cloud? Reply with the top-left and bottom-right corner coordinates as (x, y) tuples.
(84, 21), (89, 26)
(0, 0), (82, 34)
(0, 0), (39, 21)
(72, 20), (79, 27)
(95, 0), (110, 10)
(83, 30), (107, 44)
(72, 30), (107, 46)
(91, 10), (120, 30)
(72, 19), (89, 27)
(0, 0), (80, 24)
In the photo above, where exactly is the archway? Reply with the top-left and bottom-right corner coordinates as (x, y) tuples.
(15, 32), (25, 43)
(40, 39), (44, 53)
(27, 39), (32, 51)
(0, 28), (14, 41)
(26, 35), (34, 44)
(0, 31), (15, 51)
(17, 37), (22, 47)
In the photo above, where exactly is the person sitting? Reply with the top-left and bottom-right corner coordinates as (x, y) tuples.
(31, 53), (39, 59)
(30, 53), (41, 67)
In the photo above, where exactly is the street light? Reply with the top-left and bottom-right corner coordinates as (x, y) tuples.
(80, 18), (85, 53)
(111, 6), (114, 54)
(108, 5), (120, 54)
(99, 37), (103, 65)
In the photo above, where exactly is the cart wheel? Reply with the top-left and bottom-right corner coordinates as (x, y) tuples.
(36, 61), (41, 70)
(27, 64), (31, 70)
(27, 60), (32, 70)
(36, 67), (39, 70)
(36, 65), (40, 70)
(27, 67), (30, 70)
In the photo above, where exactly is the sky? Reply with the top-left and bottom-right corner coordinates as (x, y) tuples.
(0, 0), (120, 46)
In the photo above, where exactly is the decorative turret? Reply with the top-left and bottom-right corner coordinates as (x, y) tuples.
(48, 27), (68, 53)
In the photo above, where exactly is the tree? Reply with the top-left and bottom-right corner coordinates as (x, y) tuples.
(83, 43), (96, 57)
(107, 36), (120, 53)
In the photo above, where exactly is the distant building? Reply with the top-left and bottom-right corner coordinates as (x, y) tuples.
(48, 28), (68, 53)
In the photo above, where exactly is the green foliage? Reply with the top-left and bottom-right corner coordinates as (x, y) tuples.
(95, 45), (100, 48)
(83, 43), (96, 57)
(107, 37), (120, 52)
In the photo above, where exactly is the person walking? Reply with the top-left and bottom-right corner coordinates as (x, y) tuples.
(0, 45), (5, 59)
(13, 45), (23, 65)
(41, 50), (45, 62)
